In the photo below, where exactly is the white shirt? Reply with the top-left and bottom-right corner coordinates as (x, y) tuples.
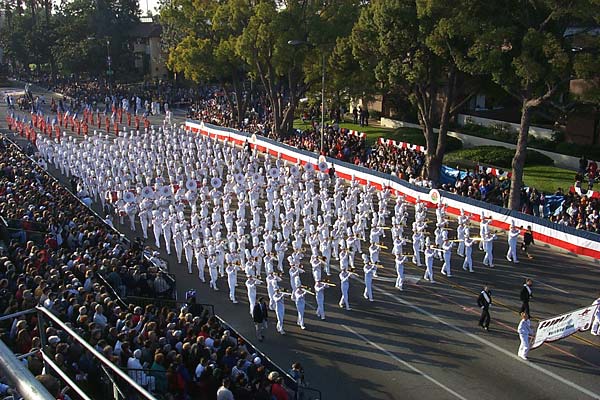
(216, 386), (235, 400)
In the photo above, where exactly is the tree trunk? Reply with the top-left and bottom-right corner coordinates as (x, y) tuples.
(508, 100), (533, 210)
(231, 69), (247, 127)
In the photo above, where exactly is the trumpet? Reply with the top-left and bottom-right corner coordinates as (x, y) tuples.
(320, 280), (337, 287)
(375, 243), (388, 249)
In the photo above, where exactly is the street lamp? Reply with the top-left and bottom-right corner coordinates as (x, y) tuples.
(288, 39), (326, 154)
(106, 39), (112, 92)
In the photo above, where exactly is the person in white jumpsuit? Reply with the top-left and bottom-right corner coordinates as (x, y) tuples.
(273, 290), (287, 335)
(483, 233), (497, 268)
(245, 276), (260, 315)
(339, 269), (353, 310)
(506, 224), (521, 264)
(440, 239), (454, 277)
(314, 281), (328, 320)
(517, 312), (532, 360)
(395, 254), (407, 290)
(463, 236), (475, 272)
(294, 285), (308, 330)
(363, 261), (377, 301)
(424, 245), (436, 283)
(226, 264), (240, 303)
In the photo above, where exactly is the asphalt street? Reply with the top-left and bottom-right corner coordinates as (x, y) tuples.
(2, 82), (600, 400)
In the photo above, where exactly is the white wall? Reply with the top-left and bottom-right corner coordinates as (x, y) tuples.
(380, 117), (579, 170)
(457, 114), (554, 140)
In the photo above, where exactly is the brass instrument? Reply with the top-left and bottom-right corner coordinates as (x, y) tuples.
(375, 243), (388, 249)
(320, 280), (337, 287)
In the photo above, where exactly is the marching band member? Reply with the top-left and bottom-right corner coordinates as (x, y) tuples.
(293, 282), (309, 330)
(183, 236), (194, 274)
(314, 280), (329, 320)
(208, 254), (219, 291)
(506, 223), (521, 264)
(411, 229), (423, 267)
(273, 289), (288, 335)
(483, 232), (498, 268)
(463, 236), (475, 273)
(266, 271), (281, 311)
(424, 244), (436, 283)
(194, 240), (206, 282)
(152, 210), (163, 249)
(339, 269), (353, 310)
(363, 259), (377, 302)
(395, 254), (407, 290)
(226, 263), (240, 303)
(456, 223), (466, 257)
(479, 213), (491, 251)
(245, 276), (260, 315)
(440, 239), (454, 277)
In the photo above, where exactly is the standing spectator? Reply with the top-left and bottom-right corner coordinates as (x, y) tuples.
(216, 378), (235, 400)
(252, 297), (268, 342)
(268, 371), (288, 400)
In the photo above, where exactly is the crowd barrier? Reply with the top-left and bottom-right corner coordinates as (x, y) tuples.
(185, 120), (600, 260)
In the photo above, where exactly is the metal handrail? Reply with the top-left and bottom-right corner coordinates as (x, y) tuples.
(35, 306), (156, 400)
(0, 339), (54, 400)
(41, 349), (93, 400)
(0, 308), (37, 321)
(96, 272), (128, 309)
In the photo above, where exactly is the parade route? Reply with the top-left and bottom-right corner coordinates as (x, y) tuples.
(2, 82), (600, 400)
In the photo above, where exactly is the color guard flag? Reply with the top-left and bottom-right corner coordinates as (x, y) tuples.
(532, 304), (598, 349)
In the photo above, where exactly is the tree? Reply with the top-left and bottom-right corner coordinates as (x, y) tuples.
(437, 0), (599, 209)
(236, 0), (307, 136)
(349, 0), (476, 185)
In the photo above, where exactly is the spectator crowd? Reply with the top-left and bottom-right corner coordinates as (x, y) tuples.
(0, 134), (293, 400)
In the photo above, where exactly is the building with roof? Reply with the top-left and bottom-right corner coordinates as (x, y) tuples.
(129, 19), (167, 79)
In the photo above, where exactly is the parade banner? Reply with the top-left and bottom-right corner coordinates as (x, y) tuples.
(532, 305), (598, 349)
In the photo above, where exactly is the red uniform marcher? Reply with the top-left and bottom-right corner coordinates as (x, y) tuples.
(143, 117), (150, 131)
(105, 116), (110, 132)
(83, 121), (88, 136)
(127, 112), (132, 126)
(135, 115), (140, 130)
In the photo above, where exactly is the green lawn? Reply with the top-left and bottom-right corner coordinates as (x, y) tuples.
(293, 118), (396, 146)
(522, 165), (576, 194)
(294, 119), (576, 193)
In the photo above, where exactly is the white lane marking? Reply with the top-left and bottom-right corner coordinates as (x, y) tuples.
(371, 285), (600, 400)
(342, 324), (469, 400)
(536, 280), (570, 294)
(506, 272), (570, 294)
(374, 274), (421, 284)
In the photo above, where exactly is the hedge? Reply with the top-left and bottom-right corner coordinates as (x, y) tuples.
(443, 146), (554, 169)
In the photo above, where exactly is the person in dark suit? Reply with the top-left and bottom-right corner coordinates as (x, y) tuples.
(477, 284), (492, 331)
(522, 226), (535, 259)
(520, 279), (533, 317)
(253, 297), (269, 342)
